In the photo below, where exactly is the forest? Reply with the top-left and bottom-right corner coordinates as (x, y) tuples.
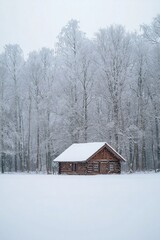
(0, 15), (160, 174)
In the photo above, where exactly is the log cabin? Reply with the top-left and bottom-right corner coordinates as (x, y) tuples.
(53, 142), (126, 175)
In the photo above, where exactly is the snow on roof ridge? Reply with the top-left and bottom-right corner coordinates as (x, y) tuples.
(72, 142), (106, 145)
(54, 141), (125, 162)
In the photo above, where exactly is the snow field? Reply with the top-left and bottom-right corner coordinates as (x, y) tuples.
(0, 173), (160, 240)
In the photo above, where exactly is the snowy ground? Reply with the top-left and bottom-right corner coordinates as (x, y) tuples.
(0, 173), (160, 240)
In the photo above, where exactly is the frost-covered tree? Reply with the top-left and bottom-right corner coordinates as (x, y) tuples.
(141, 15), (160, 171)
(38, 48), (57, 173)
(1, 45), (25, 172)
(24, 48), (58, 173)
(95, 26), (132, 152)
(0, 54), (6, 173)
(56, 19), (95, 143)
(129, 36), (149, 171)
(141, 15), (160, 44)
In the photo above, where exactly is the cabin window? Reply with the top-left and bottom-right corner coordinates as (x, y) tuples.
(87, 163), (99, 173)
(93, 162), (99, 172)
(109, 162), (114, 171)
(72, 163), (77, 171)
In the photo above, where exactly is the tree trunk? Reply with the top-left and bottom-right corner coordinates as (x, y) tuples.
(155, 117), (160, 170)
(141, 136), (146, 171)
(84, 83), (88, 142)
(36, 125), (40, 172)
(113, 100), (119, 151)
(129, 137), (133, 172)
(27, 93), (32, 172)
(134, 142), (139, 171)
(151, 129), (156, 172)
(0, 75), (5, 173)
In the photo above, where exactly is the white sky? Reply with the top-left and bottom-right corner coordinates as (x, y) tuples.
(0, 0), (160, 57)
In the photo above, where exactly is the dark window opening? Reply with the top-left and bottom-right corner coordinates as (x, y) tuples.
(72, 163), (77, 171)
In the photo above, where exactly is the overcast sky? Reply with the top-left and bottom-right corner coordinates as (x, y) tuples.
(0, 0), (160, 57)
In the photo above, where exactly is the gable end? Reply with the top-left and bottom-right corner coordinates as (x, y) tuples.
(86, 143), (125, 162)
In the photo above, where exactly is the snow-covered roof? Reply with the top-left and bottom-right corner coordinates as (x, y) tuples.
(54, 142), (126, 162)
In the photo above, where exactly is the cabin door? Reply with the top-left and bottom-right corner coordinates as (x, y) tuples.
(100, 162), (107, 174)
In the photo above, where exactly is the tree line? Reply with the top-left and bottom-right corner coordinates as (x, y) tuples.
(0, 15), (160, 173)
